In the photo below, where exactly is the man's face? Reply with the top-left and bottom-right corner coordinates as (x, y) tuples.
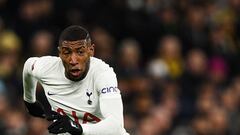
(59, 40), (94, 81)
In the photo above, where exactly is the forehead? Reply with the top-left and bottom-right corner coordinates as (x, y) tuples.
(61, 40), (87, 48)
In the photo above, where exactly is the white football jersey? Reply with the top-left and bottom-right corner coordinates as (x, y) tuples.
(23, 56), (129, 135)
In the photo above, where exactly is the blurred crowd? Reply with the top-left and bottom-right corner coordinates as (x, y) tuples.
(0, 0), (240, 135)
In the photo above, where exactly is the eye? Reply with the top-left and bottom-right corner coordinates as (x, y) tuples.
(61, 48), (72, 55)
(77, 49), (85, 55)
(63, 50), (71, 54)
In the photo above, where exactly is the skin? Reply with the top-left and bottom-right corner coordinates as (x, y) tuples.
(59, 40), (94, 81)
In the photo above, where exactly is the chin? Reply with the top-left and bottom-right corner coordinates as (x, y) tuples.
(69, 76), (80, 81)
(65, 73), (81, 81)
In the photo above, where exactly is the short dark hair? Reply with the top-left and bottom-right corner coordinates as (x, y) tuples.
(58, 25), (91, 46)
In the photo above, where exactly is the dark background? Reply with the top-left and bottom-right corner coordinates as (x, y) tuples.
(0, 0), (240, 135)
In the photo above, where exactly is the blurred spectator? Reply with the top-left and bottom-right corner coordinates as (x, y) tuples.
(191, 115), (212, 135)
(26, 117), (49, 135)
(208, 56), (229, 87)
(15, 0), (55, 51)
(221, 86), (240, 135)
(136, 115), (158, 135)
(29, 30), (55, 57)
(132, 92), (153, 119)
(180, 4), (210, 54)
(172, 114), (213, 135)
(147, 35), (183, 80)
(19, 0), (53, 23)
(4, 109), (27, 135)
(151, 106), (173, 135)
(208, 107), (229, 135)
(221, 87), (238, 113)
(136, 107), (173, 135)
(0, 30), (21, 79)
(195, 82), (218, 115)
(0, 30), (22, 104)
(179, 49), (208, 119)
(91, 26), (116, 67)
(159, 7), (179, 35)
(160, 80), (179, 117)
(116, 38), (142, 78)
(208, 8), (240, 76)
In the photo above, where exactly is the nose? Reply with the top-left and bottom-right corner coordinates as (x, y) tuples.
(69, 53), (78, 65)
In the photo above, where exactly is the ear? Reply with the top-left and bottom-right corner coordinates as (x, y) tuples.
(88, 44), (95, 56)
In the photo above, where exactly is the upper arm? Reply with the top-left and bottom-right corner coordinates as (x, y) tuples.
(81, 69), (125, 135)
(23, 57), (39, 77)
(95, 69), (121, 99)
(23, 57), (40, 103)
(95, 69), (124, 119)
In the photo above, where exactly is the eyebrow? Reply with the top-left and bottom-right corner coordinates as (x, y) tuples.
(62, 40), (87, 46)
(61, 45), (86, 50)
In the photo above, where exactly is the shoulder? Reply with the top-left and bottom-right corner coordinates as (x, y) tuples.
(90, 57), (116, 76)
(90, 57), (116, 80)
(25, 56), (60, 67)
(90, 57), (120, 95)
(25, 56), (61, 76)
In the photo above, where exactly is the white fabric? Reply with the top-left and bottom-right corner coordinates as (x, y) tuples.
(23, 56), (129, 135)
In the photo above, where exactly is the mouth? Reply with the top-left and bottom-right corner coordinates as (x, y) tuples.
(69, 69), (82, 77)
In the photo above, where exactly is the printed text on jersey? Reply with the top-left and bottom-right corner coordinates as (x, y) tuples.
(101, 86), (118, 94)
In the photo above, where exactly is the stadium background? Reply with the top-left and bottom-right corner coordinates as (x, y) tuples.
(0, 0), (240, 134)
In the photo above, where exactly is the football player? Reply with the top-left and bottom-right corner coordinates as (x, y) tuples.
(23, 25), (129, 135)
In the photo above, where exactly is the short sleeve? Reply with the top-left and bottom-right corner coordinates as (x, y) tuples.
(24, 57), (39, 75)
(23, 57), (45, 79)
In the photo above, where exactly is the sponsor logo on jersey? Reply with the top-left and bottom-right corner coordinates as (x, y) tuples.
(47, 91), (64, 96)
(101, 86), (118, 94)
(47, 91), (56, 96)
